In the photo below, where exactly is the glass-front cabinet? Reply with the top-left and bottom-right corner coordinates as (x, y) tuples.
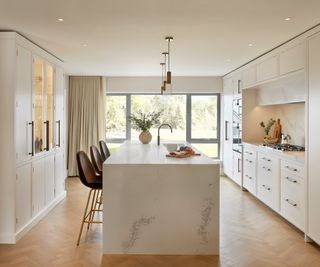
(46, 64), (54, 150)
(33, 57), (55, 154)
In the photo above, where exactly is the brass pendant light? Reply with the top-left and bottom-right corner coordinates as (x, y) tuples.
(165, 36), (173, 84)
(160, 36), (173, 94)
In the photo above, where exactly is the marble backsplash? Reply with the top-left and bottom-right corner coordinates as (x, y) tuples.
(266, 103), (305, 146)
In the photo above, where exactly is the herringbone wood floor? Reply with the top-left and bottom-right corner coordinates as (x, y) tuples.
(1, 177), (320, 267)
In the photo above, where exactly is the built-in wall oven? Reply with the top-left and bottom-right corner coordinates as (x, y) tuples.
(232, 96), (242, 153)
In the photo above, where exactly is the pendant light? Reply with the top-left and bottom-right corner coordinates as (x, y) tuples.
(162, 52), (168, 91)
(165, 36), (173, 84)
(160, 62), (166, 94)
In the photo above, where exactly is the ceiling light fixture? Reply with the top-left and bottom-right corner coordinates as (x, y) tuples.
(58, 18), (64, 22)
(82, 43), (88, 47)
(248, 43), (253, 47)
(284, 17), (292, 21)
(160, 36), (173, 94)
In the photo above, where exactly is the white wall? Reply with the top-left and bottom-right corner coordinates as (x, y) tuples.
(105, 76), (222, 94)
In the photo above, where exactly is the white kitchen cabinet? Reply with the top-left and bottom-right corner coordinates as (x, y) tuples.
(280, 160), (305, 230)
(55, 151), (65, 197)
(232, 151), (242, 186)
(32, 158), (46, 216)
(307, 32), (320, 245)
(241, 66), (256, 89)
(256, 55), (279, 83)
(223, 77), (234, 178)
(45, 154), (55, 205)
(232, 73), (242, 95)
(243, 147), (257, 195)
(15, 45), (32, 164)
(257, 153), (280, 212)
(279, 42), (305, 76)
(15, 163), (32, 232)
(0, 32), (66, 244)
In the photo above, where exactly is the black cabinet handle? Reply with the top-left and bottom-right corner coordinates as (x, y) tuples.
(285, 176), (297, 183)
(28, 121), (34, 156)
(285, 198), (297, 207)
(238, 158), (241, 173)
(285, 166), (298, 172)
(56, 120), (61, 147)
(44, 120), (49, 151)
(237, 80), (241, 94)
(225, 121), (229, 141)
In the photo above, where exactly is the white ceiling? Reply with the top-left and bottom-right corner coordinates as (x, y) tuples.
(0, 0), (319, 76)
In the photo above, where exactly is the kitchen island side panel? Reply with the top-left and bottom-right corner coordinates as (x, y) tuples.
(103, 164), (219, 255)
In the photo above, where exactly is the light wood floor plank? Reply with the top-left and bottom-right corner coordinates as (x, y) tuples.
(0, 177), (320, 267)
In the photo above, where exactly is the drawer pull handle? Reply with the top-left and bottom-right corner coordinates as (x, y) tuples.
(262, 157), (271, 162)
(245, 151), (253, 155)
(285, 176), (297, 183)
(245, 174), (252, 180)
(285, 198), (297, 207)
(262, 184), (271, 191)
(246, 159), (253, 163)
(285, 166), (298, 172)
(262, 166), (271, 172)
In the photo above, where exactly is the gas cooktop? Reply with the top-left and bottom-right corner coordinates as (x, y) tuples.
(261, 143), (305, 152)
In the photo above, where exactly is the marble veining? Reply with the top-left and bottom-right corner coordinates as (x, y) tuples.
(122, 216), (156, 253)
(198, 198), (214, 245)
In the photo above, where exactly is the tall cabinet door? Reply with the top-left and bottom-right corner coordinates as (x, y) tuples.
(223, 77), (234, 178)
(32, 158), (45, 216)
(33, 58), (45, 154)
(45, 154), (55, 205)
(55, 151), (65, 197)
(16, 163), (32, 232)
(15, 45), (32, 163)
(308, 32), (320, 244)
(55, 67), (64, 150)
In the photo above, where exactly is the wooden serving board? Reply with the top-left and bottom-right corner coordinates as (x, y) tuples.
(166, 153), (201, 158)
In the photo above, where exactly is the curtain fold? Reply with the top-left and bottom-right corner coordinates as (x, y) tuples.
(67, 76), (105, 176)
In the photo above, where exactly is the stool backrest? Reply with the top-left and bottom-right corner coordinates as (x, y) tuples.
(90, 145), (103, 174)
(99, 140), (111, 161)
(76, 151), (98, 187)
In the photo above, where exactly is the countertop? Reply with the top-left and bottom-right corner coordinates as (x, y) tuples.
(243, 142), (305, 164)
(104, 141), (218, 165)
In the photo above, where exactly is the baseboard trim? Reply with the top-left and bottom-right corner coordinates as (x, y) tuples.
(14, 191), (67, 243)
(0, 233), (16, 244)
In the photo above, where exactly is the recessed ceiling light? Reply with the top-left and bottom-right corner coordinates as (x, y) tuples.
(284, 17), (292, 21)
(58, 18), (64, 22)
(226, 59), (231, 62)
(82, 43), (88, 47)
(248, 43), (253, 47)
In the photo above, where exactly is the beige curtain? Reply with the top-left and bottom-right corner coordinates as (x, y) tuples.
(67, 76), (105, 176)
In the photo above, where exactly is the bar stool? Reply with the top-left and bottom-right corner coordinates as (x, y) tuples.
(76, 151), (103, 246)
(99, 140), (111, 161)
(90, 145), (103, 175)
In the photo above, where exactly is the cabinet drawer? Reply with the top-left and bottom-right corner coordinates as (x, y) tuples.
(257, 181), (274, 209)
(281, 160), (304, 177)
(281, 188), (304, 230)
(243, 148), (256, 159)
(243, 173), (256, 195)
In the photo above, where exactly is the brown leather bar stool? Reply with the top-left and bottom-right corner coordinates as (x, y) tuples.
(90, 145), (103, 175)
(99, 140), (111, 161)
(76, 151), (103, 246)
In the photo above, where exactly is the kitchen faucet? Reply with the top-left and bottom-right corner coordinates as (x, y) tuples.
(157, 123), (173, 146)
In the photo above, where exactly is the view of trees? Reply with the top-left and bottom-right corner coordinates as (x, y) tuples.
(105, 94), (219, 157)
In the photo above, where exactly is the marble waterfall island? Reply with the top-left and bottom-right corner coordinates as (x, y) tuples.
(103, 141), (220, 255)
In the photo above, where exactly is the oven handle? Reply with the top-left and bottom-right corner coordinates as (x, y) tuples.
(225, 120), (229, 141)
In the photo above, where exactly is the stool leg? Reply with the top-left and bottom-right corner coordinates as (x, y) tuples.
(87, 189), (97, 230)
(77, 189), (93, 246)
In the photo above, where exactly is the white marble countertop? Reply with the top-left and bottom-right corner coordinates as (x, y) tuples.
(104, 141), (218, 165)
(243, 141), (305, 164)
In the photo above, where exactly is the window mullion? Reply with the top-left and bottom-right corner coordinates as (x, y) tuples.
(186, 94), (191, 143)
(126, 94), (131, 140)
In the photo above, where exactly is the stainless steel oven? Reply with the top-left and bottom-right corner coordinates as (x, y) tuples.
(232, 96), (242, 153)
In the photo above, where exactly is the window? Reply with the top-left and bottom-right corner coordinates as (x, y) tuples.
(105, 94), (220, 158)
